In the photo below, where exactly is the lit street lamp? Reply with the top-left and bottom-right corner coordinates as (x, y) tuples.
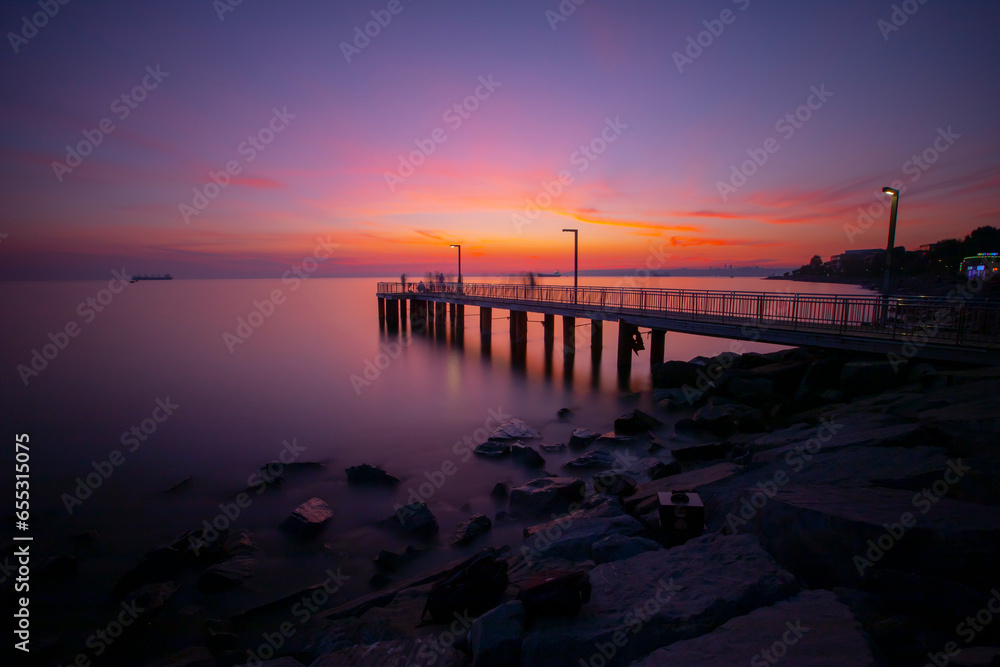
(562, 228), (578, 304)
(450, 244), (461, 284)
(882, 187), (899, 296)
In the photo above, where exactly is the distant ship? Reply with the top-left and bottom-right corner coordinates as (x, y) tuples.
(129, 273), (173, 283)
(536, 270), (561, 277)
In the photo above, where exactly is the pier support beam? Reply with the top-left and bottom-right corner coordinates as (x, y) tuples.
(399, 298), (407, 324)
(543, 314), (555, 343)
(650, 329), (666, 365)
(455, 304), (465, 331)
(591, 320), (603, 357)
(377, 297), (386, 328)
(410, 299), (428, 335)
(563, 316), (576, 356)
(385, 299), (399, 330)
(480, 307), (492, 335)
(510, 310), (528, 343)
(435, 302), (446, 325)
(448, 302), (457, 325)
(617, 320), (638, 378)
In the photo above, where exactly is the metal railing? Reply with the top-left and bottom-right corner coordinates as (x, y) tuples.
(378, 281), (1000, 347)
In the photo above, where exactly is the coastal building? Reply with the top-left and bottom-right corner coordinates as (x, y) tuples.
(830, 248), (884, 273)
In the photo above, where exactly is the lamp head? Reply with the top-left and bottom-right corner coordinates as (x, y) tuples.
(882, 187), (899, 196)
(450, 244), (460, 248)
(562, 228), (577, 233)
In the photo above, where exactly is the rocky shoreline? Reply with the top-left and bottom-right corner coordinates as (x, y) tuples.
(25, 347), (1000, 666)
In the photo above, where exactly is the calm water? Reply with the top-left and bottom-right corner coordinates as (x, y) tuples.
(0, 276), (870, 650)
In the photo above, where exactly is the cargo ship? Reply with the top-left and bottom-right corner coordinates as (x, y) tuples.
(129, 273), (173, 283)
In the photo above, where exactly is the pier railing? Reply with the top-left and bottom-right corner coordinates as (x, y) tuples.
(378, 281), (1000, 347)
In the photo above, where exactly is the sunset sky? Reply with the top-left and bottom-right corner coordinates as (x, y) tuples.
(1, 0), (998, 279)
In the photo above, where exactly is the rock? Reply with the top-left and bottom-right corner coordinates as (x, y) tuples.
(840, 360), (902, 398)
(469, 600), (525, 667)
(345, 463), (400, 486)
(509, 477), (585, 517)
(258, 659), (305, 667)
(489, 418), (542, 440)
(71, 530), (101, 548)
(634, 590), (877, 666)
(141, 647), (215, 667)
(647, 460), (682, 480)
(796, 356), (847, 400)
(614, 409), (662, 435)
(453, 514), (492, 546)
(592, 471), (637, 497)
(747, 359), (811, 396)
(568, 428), (600, 450)
(510, 442), (546, 468)
(692, 403), (765, 436)
(540, 442), (566, 452)
(198, 555), (255, 592)
(369, 572), (393, 590)
(652, 360), (702, 388)
(490, 482), (510, 500)
(626, 462), (742, 523)
(595, 430), (642, 446)
(378, 502), (439, 540)
(311, 640), (466, 666)
(557, 408), (572, 419)
(475, 441), (511, 458)
(742, 484), (1000, 590)
(522, 498), (645, 563)
(562, 448), (615, 470)
(653, 387), (692, 405)
(114, 546), (186, 596)
(494, 510), (512, 523)
(282, 498), (334, 535)
(374, 545), (424, 572)
(671, 441), (734, 461)
(591, 534), (662, 564)
(161, 476), (193, 493)
(37, 554), (78, 580)
(750, 421), (932, 464)
(124, 581), (179, 616)
(519, 533), (798, 665)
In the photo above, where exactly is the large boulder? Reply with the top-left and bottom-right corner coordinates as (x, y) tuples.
(671, 441), (733, 462)
(510, 442), (546, 468)
(490, 418), (542, 440)
(741, 483), (1000, 590)
(519, 533), (798, 666)
(475, 441), (511, 458)
(469, 600), (525, 667)
(521, 498), (645, 563)
(626, 463), (742, 524)
(591, 534), (663, 564)
(652, 360), (702, 389)
(692, 403), (765, 436)
(452, 514), (492, 546)
(563, 449), (615, 470)
(378, 502), (439, 540)
(634, 590), (877, 666)
(840, 360), (902, 398)
(282, 498), (334, 536)
(614, 409), (662, 435)
(345, 463), (400, 486)
(568, 428), (601, 450)
(198, 555), (255, 592)
(509, 477), (585, 517)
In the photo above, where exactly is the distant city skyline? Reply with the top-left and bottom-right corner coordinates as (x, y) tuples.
(1, 0), (999, 280)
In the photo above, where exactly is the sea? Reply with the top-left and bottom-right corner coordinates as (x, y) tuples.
(0, 275), (871, 655)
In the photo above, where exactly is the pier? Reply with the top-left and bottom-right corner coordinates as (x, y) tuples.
(377, 282), (1000, 373)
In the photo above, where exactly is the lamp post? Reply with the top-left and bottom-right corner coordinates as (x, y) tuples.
(881, 187), (899, 296)
(450, 244), (461, 284)
(562, 228), (578, 304)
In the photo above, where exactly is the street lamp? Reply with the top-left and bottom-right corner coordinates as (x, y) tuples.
(562, 228), (578, 303)
(450, 244), (461, 284)
(882, 187), (899, 296)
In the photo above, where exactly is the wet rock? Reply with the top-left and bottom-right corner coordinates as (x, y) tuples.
(557, 408), (572, 419)
(378, 502), (439, 540)
(345, 463), (401, 486)
(562, 449), (615, 470)
(124, 581), (179, 616)
(568, 428), (600, 450)
(494, 510), (513, 523)
(519, 533), (797, 665)
(635, 590), (876, 666)
(259, 659), (306, 667)
(647, 460), (682, 480)
(592, 471), (637, 497)
(490, 482), (510, 500)
(626, 462), (741, 523)
(374, 545), (424, 573)
(161, 476), (193, 494)
(510, 442), (546, 468)
(540, 442), (566, 452)
(453, 514), (492, 546)
(282, 498), (334, 536)
(595, 430), (642, 446)
(198, 555), (255, 592)
(614, 409), (662, 435)
(114, 546), (186, 596)
(475, 441), (511, 458)
(509, 477), (585, 517)
(591, 534), (663, 564)
(369, 572), (393, 590)
(469, 600), (525, 667)
(652, 360), (702, 388)
(671, 441), (734, 462)
(311, 640), (466, 666)
(489, 418), (542, 440)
